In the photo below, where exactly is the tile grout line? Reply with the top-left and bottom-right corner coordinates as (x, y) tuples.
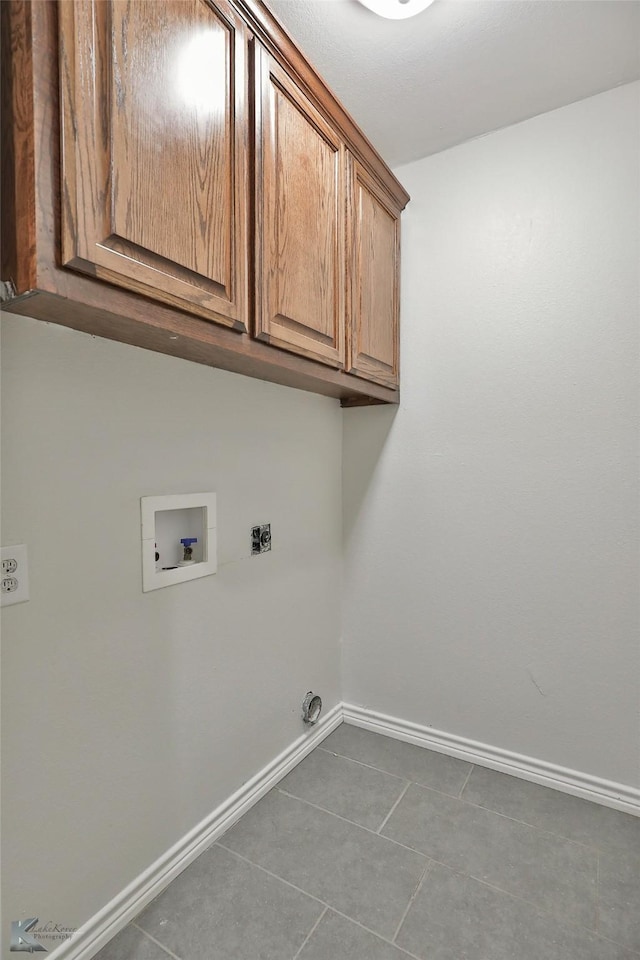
(318, 747), (413, 781)
(318, 746), (625, 856)
(323, 911), (425, 960)
(273, 785), (606, 937)
(316, 747), (407, 785)
(277, 778), (603, 892)
(318, 910), (425, 960)
(450, 800), (626, 856)
(215, 841), (425, 960)
(105, 737), (637, 960)
(216, 839), (337, 908)
(130, 922), (183, 960)
(276, 786), (429, 859)
(377, 780), (412, 834)
(391, 858), (433, 944)
(216, 781), (626, 952)
(594, 853), (600, 934)
(438, 790), (604, 854)
(457, 763), (474, 799)
(589, 930), (640, 957)
(137, 841), (634, 960)
(291, 906), (328, 960)
(421, 854), (604, 939)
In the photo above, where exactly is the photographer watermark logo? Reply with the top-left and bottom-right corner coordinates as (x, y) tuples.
(10, 918), (46, 953)
(10, 918), (77, 953)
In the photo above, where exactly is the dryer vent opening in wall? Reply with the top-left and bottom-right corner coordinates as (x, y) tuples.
(302, 692), (322, 724)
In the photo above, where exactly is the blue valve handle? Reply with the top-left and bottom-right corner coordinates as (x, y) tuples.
(180, 537), (198, 546)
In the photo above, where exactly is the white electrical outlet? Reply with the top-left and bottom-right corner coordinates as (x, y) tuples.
(1, 545), (29, 606)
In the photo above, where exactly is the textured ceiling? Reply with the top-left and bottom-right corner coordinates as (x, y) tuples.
(268, 0), (640, 167)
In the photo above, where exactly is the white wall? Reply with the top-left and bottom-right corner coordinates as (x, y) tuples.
(1, 316), (343, 929)
(343, 83), (640, 787)
(3, 78), (639, 939)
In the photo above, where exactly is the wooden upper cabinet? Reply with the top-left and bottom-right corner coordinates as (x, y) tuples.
(254, 45), (345, 368)
(59, 0), (249, 330)
(3, 0), (409, 404)
(346, 157), (400, 389)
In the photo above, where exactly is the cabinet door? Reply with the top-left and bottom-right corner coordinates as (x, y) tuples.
(346, 157), (400, 388)
(254, 47), (345, 368)
(59, 0), (248, 330)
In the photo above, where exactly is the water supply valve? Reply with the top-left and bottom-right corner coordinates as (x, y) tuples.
(179, 537), (197, 566)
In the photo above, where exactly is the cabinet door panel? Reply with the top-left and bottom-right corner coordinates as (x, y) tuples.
(347, 158), (400, 388)
(255, 47), (345, 367)
(60, 0), (248, 330)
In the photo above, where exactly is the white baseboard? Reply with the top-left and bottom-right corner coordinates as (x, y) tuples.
(342, 703), (640, 817)
(49, 699), (639, 959)
(49, 703), (343, 960)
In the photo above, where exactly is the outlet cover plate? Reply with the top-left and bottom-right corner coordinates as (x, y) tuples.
(1, 545), (29, 606)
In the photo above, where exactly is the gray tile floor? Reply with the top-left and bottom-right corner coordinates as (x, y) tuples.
(96, 724), (640, 960)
